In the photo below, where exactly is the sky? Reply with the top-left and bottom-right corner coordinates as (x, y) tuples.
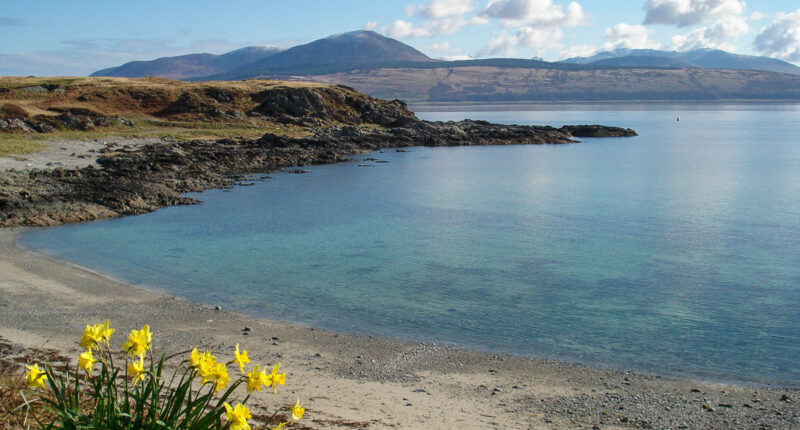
(1, 0), (800, 76)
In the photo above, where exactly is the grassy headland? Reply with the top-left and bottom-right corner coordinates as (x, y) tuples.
(0, 77), (346, 157)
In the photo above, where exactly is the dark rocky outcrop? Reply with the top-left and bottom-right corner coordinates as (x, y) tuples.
(0, 119), (635, 227)
(559, 125), (637, 137)
(248, 85), (415, 127)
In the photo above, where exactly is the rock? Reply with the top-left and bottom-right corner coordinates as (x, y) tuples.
(57, 114), (87, 130)
(6, 119), (33, 132)
(204, 87), (233, 103)
(560, 124), (638, 137)
(29, 122), (55, 133)
(0, 119), (8, 129)
(22, 85), (48, 93)
(214, 305), (221, 311)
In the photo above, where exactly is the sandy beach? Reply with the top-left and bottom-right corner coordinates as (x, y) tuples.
(1, 227), (798, 429)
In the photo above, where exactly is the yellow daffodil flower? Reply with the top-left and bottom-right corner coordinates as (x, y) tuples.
(80, 320), (116, 350)
(99, 320), (115, 342)
(233, 343), (250, 373)
(78, 350), (94, 376)
(272, 422), (288, 430)
(246, 364), (267, 394)
(127, 355), (146, 384)
(223, 402), (252, 430)
(266, 362), (285, 394)
(80, 324), (103, 350)
(291, 398), (305, 422)
(189, 349), (218, 385)
(189, 348), (203, 368)
(211, 362), (231, 394)
(25, 364), (47, 389)
(121, 324), (152, 358)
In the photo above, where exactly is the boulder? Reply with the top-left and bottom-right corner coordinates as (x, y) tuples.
(6, 119), (33, 132)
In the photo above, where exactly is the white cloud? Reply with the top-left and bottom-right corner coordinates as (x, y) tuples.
(643, 0), (745, 27)
(362, 21), (378, 31)
(670, 15), (749, 51)
(754, 9), (800, 63)
(749, 11), (765, 22)
(559, 44), (598, 59)
(481, 32), (519, 56)
(555, 23), (659, 59)
(424, 41), (455, 52)
(382, 16), (485, 38)
(483, 0), (584, 28)
(417, 0), (475, 18)
(604, 23), (661, 50)
(442, 54), (473, 60)
(478, 27), (564, 57)
(382, 20), (432, 38)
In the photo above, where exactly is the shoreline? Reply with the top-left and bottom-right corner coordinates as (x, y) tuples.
(16, 224), (794, 391)
(2, 227), (798, 429)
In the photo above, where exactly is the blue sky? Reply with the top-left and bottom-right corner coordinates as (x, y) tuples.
(2, 0), (799, 76)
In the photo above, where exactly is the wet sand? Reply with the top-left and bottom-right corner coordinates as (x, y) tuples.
(0, 228), (798, 429)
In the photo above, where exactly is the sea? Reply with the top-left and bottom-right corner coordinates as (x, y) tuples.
(19, 103), (800, 385)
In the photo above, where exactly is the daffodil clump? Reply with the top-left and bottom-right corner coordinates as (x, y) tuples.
(21, 320), (304, 429)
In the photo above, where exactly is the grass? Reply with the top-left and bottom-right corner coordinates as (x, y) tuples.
(0, 134), (48, 158)
(46, 118), (310, 141)
(0, 372), (54, 429)
(0, 118), (309, 158)
(0, 122), (308, 158)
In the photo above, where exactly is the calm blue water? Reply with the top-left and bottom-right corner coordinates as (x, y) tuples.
(20, 103), (800, 384)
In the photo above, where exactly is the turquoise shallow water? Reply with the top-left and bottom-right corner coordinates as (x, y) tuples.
(20, 103), (800, 384)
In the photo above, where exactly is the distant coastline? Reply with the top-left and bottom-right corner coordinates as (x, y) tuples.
(409, 99), (800, 112)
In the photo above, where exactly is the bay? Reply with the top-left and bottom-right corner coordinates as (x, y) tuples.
(20, 103), (800, 384)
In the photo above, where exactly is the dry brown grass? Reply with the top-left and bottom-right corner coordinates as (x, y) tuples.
(0, 76), (332, 119)
(0, 372), (48, 429)
(0, 337), (70, 430)
(0, 76), (328, 156)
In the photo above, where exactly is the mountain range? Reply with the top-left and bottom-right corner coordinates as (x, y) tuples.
(91, 31), (800, 101)
(91, 45), (285, 80)
(560, 48), (800, 75)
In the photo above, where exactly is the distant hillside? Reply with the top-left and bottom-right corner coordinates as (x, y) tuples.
(91, 46), (284, 80)
(589, 56), (695, 68)
(561, 48), (800, 75)
(296, 66), (800, 102)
